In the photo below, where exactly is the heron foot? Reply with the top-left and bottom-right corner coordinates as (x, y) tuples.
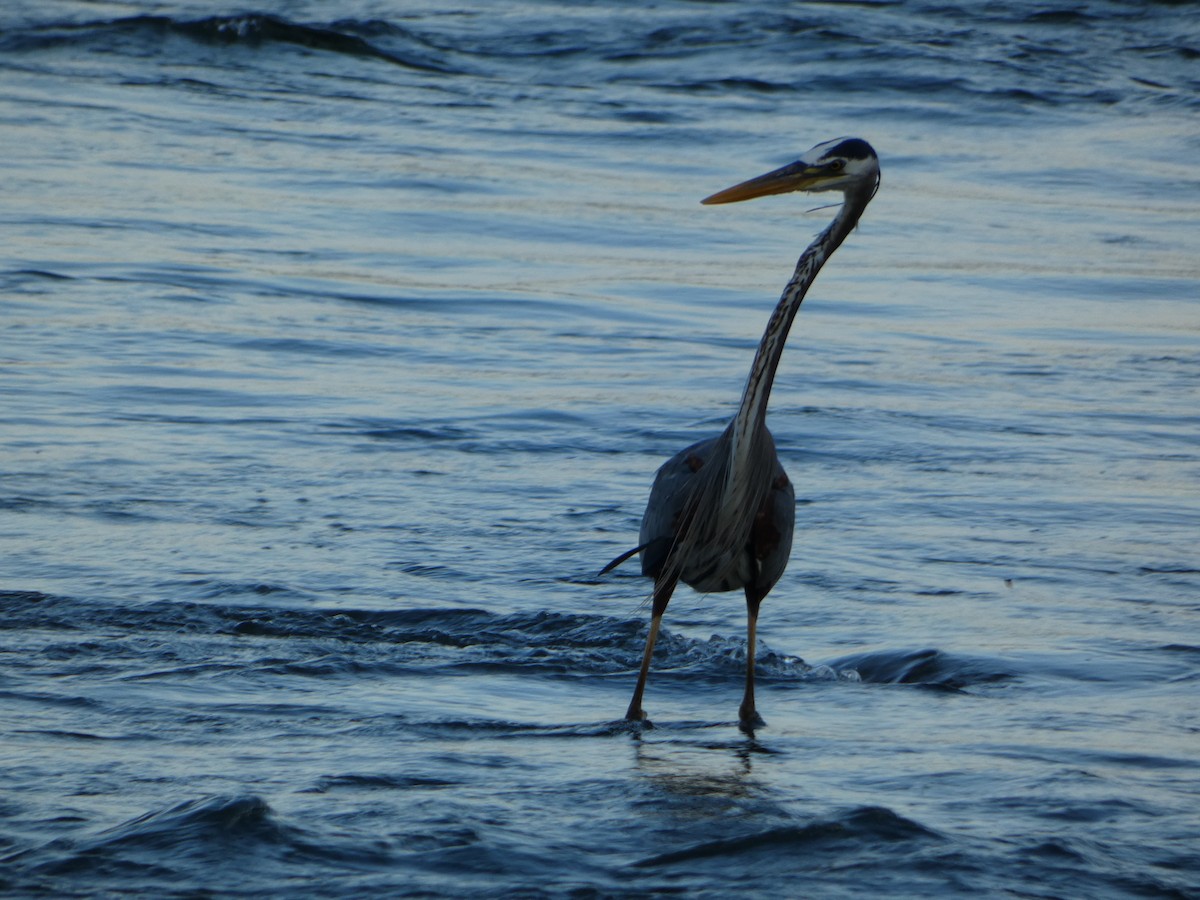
(738, 706), (765, 734)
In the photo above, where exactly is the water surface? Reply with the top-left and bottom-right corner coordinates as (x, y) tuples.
(1, 2), (1198, 896)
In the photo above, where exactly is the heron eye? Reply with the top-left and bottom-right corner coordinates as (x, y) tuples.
(828, 159), (846, 171)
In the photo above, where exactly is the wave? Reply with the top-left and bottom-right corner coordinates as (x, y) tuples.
(54, 795), (284, 862)
(7, 793), (393, 891)
(0, 13), (455, 73)
(1, 6), (1192, 114)
(829, 647), (1015, 691)
(634, 804), (940, 868)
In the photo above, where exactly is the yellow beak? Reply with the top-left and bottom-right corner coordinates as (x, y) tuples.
(701, 161), (828, 205)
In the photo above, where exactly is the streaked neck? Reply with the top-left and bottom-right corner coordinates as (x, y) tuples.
(730, 188), (871, 470)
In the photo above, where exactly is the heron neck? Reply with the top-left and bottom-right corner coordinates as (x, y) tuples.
(731, 189), (870, 462)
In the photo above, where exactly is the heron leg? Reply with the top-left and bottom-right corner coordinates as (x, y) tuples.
(625, 614), (661, 722)
(739, 588), (766, 732)
(625, 574), (677, 723)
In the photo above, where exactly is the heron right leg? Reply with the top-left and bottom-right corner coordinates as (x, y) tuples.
(624, 614), (661, 722)
(625, 574), (677, 722)
(739, 588), (766, 732)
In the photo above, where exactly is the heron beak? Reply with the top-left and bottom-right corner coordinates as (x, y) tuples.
(701, 161), (830, 205)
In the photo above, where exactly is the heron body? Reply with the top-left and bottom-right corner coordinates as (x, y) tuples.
(604, 137), (881, 731)
(638, 428), (794, 596)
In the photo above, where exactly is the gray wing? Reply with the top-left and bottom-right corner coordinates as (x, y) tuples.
(637, 434), (726, 579)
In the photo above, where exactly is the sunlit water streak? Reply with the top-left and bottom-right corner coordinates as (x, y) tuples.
(1, 2), (1198, 897)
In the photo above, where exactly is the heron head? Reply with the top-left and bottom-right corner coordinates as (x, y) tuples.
(701, 137), (879, 205)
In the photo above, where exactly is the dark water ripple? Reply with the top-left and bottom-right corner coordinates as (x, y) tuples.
(0, 590), (907, 686)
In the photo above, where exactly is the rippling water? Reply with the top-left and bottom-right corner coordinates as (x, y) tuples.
(2, 2), (1198, 897)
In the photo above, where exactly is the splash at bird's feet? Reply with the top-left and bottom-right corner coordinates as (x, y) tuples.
(618, 714), (655, 735)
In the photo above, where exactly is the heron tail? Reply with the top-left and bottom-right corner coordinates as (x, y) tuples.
(598, 542), (652, 576)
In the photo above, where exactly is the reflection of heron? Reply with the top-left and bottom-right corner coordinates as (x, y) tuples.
(603, 138), (881, 731)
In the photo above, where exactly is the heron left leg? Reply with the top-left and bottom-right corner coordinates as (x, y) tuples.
(739, 588), (766, 731)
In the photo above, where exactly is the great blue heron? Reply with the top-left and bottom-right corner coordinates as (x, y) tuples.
(602, 137), (881, 731)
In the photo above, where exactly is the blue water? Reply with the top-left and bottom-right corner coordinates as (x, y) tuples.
(2, 2), (1199, 896)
